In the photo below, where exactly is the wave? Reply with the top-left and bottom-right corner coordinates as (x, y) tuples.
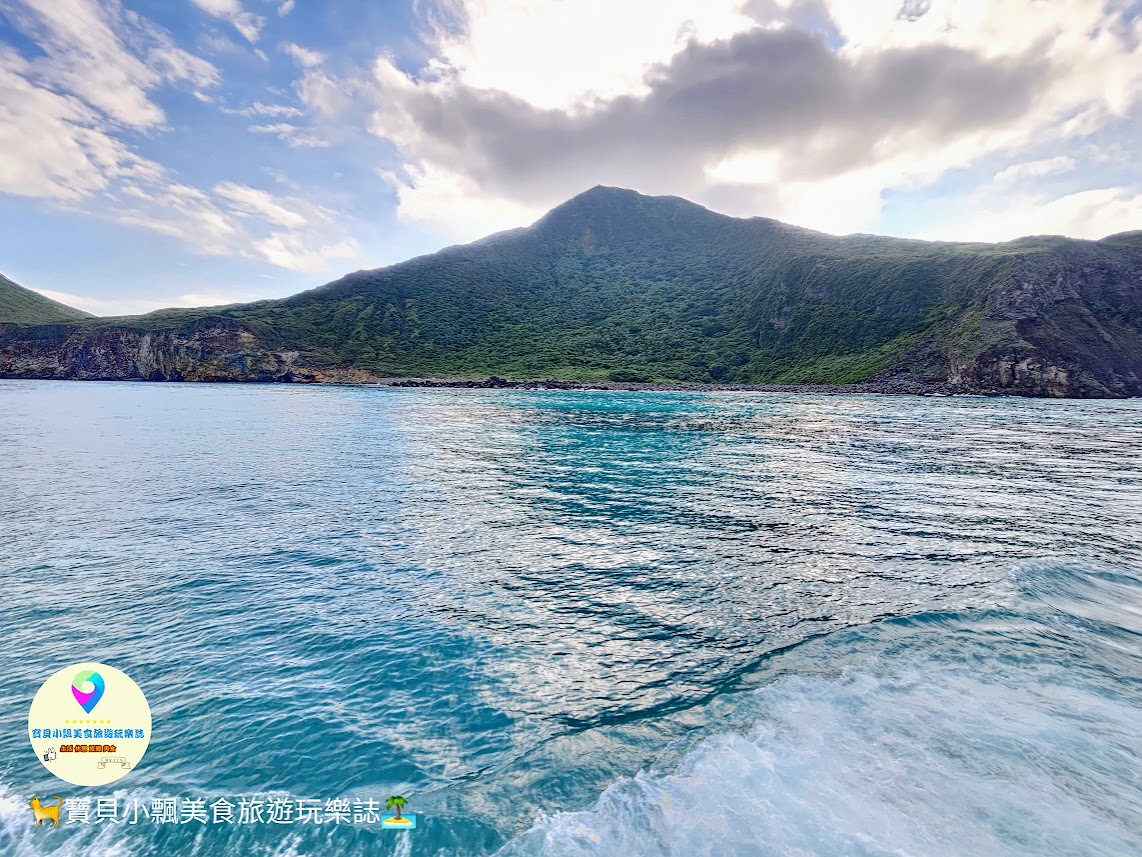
(495, 564), (1142, 857)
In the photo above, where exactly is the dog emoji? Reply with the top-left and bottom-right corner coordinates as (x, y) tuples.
(29, 795), (63, 828)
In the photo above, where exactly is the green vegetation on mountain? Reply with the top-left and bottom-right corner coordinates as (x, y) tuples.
(2, 187), (1141, 396)
(0, 274), (91, 325)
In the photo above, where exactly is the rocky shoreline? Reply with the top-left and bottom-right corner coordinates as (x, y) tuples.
(4, 368), (1133, 397)
(1, 318), (1129, 397)
(376, 375), (955, 395)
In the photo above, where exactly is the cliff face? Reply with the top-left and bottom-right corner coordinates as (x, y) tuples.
(947, 351), (1093, 398)
(943, 251), (1142, 398)
(0, 318), (315, 382)
(946, 330), (1142, 398)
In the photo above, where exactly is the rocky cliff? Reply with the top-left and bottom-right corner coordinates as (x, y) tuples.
(942, 251), (1142, 397)
(0, 318), (312, 382)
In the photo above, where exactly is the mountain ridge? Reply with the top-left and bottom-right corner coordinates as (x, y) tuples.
(1, 186), (1140, 397)
(0, 274), (92, 326)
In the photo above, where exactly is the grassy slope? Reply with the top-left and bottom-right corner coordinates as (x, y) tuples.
(0, 274), (91, 325)
(221, 193), (1017, 382)
(19, 189), (1141, 385)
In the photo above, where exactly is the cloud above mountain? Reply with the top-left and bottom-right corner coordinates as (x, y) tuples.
(341, 0), (1142, 239)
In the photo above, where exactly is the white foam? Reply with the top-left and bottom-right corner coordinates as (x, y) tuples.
(0, 781), (137, 856)
(496, 637), (1142, 857)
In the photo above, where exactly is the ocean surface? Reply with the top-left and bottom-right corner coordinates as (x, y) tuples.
(0, 380), (1139, 857)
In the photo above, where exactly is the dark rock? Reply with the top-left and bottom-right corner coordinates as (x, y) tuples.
(0, 317), (312, 382)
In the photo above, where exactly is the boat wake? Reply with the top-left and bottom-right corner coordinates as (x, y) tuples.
(496, 563), (1142, 857)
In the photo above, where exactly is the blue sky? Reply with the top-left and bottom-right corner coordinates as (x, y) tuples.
(1, 0), (1140, 315)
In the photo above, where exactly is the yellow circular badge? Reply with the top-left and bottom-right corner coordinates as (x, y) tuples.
(28, 662), (151, 787)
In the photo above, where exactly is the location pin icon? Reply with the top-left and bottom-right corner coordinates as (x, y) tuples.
(71, 670), (106, 714)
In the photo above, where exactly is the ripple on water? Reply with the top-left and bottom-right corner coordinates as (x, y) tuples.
(0, 383), (1139, 856)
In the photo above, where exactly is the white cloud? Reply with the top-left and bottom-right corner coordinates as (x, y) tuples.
(378, 163), (545, 239)
(0, 2), (358, 275)
(31, 287), (268, 316)
(3, 0), (220, 129)
(295, 65), (352, 116)
(226, 100), (304, 117)
(423, 0), (756, 110)
(111, 180), (360, 272)
(347, 0), (1142, 240)
(188, 0), (265, 44)
(0, 51), (142, 200)
(214, 181), (309, 228)
(991, 156), (1077, 187)
(284, 133), (331, 148)
(909, 187), (1142, 242)
(253, 233), (359, 273)
(247, 121), (329, 148)
(277, 0), (295, 15)
(249, 121), (297, 134)
(142, 36), (222, 93)
(189, 0), (241, 12)
(114, 183), (243, 256)
(282, 41), (326, 68)
(768, 168), (894, 236)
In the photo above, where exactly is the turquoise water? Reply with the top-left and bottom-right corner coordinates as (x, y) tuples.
(0, 381), (1139, 856)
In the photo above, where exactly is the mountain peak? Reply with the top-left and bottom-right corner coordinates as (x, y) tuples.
(522, 186), (730, 258)
(584, 184), (630, 194)
(575, 185), (707, 207)
(549, 185), (648, 212)
(533, 185), (718, 234)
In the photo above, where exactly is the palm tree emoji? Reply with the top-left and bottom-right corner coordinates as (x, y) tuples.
(386, 795), (408, 822)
